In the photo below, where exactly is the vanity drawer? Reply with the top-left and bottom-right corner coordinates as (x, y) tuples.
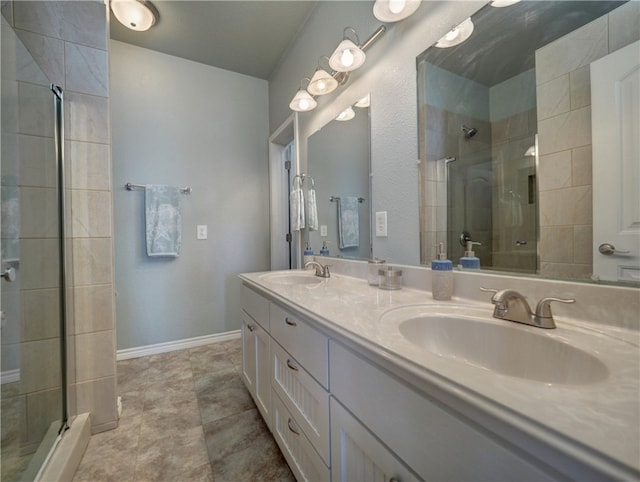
(272, 391), (330, 482)
(241, 284), (270, 330)
(270, 303), (328, 388)
(271, 340), (330, 465)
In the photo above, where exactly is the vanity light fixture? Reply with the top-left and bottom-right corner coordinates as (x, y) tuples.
(490, 0), (521, 7)
(289, 85), (317, 112)
(524, 145), (536, 157)
(329, 28), (366, 72)
(435, 17), (474, 48)
(354, 94), (371, 108)
(373, 0), (421, 22)
(307, 58), (339, 96)
(111, 0), (159, 31)
(335, 106), (356, 121)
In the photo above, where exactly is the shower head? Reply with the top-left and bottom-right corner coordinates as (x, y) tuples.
(461, 124), (478, 139)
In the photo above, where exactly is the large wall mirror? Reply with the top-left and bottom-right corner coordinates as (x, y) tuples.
(417, 0), (639, 285)
(306, 97), (372, 259)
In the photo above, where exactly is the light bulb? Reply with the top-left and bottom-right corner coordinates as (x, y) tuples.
(341, 49), (354, 68)
(389, 0), (406, 14)
(316, 80), (326, 92)
(445, 28), (460, 41)
(300, 98), (309, 110)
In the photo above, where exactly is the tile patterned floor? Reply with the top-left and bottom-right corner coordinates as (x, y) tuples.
(72, 339), (294, 481)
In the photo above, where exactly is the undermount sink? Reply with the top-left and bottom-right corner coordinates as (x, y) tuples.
(260, 271), (323, 286)
(387, 306), (609, 385)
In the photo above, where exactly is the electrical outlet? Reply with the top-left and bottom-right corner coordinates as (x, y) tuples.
(320, 225), (328, 237)
(375, 211), (387, 237)
(196, 225), (208, 240)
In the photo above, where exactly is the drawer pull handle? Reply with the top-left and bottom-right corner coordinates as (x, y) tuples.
(247, 324), (255, 332)
(389, 478), (401, 482)
(287, 418), (300, 436)
(286, 359), (299, 371)
(285, 317), (297, 327)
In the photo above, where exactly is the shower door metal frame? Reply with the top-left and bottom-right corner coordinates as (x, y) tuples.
(51, 84), (69, 432)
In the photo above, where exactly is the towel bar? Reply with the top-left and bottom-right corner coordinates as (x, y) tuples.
(125, 182), (192, 194)
(329, 196), (365, 203)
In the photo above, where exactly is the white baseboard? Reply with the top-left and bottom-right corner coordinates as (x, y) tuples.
(1, 368), (20, 385)
(116, 330), (241, 361)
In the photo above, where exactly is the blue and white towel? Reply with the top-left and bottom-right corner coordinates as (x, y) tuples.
(145, 184), (182, 257)
(338, 196), (359, 249)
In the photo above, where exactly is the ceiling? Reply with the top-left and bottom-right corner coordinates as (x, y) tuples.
(419, 1), (626, 87)
(110, 1), (318, 80)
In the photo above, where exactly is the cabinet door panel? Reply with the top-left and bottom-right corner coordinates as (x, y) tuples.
(241, 314), (256, 395)
(331, 397), (420, 482)
(254, 322), (271, 426)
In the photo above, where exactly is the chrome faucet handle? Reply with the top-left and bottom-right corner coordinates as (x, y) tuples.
(535, 297), (576, 319)
(479, 287), (499, 297)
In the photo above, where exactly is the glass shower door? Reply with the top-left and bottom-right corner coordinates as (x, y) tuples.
(1, 16), (66, 481)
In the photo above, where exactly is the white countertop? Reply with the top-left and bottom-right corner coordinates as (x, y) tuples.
(240, 269), (640, 478)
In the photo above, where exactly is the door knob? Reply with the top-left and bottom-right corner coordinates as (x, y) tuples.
(598, 243), (630, 256)
(1, 267), (15, 282)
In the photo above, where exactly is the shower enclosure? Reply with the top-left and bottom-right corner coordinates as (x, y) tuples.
(1, 17), (69, 480)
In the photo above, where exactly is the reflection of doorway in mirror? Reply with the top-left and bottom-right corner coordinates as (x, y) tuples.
(536, 4), (640, 281)
(591, 40), (640, 283)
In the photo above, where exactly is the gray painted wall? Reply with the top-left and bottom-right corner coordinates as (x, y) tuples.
(111, 40), (270, 350)
(269, 1), (483, 266)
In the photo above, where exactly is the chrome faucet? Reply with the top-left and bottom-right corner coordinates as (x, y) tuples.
(304, 261), (331, 278)
(480, 288), (575, 329)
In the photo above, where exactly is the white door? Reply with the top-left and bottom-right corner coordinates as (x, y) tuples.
(591, 40), (640, 283)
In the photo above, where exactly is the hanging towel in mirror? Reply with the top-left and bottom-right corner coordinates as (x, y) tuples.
(338, 196), (359, 249)
(307, 187), (318, 231)
(290, 178), (305, 231)
(145, 184), (182, 257)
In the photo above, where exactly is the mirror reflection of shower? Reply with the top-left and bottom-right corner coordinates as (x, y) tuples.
(461, 124), (478, 139)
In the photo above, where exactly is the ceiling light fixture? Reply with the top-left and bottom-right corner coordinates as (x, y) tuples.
(490, 0), (521, 7)
(307, 57), (339, 96)
(435, 17), (474, 48)
(354, 94), (371, 108)
(336, 107), (356, 121)
(329, 28), (366, 72)
(111, 0), (159, 31)
(373, 0), (421, 22)
(289, 83), (317, 113)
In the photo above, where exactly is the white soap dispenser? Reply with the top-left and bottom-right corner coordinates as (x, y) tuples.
(431, 242), (453, 301)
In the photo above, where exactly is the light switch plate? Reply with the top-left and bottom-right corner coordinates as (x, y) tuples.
(375, 211), (387, 237)
(320, 225), (328, 237)
(196, 225), (208, 240)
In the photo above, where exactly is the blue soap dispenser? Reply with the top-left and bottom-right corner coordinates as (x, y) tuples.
(431, 243), (453, 301)
(460, 241), (481, 269)
(303, 242), (314, 266)
(320, 241), (330, 256)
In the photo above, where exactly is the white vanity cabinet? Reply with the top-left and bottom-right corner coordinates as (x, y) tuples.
(240, 285), (331, 481)
(240, 286), (271, 427)
(329, 340), (555, 482)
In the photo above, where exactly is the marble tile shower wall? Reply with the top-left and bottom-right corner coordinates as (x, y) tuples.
(5, 1), (117, 434)
(490, 107), (537, 273)
(536, 2), (640, 280)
